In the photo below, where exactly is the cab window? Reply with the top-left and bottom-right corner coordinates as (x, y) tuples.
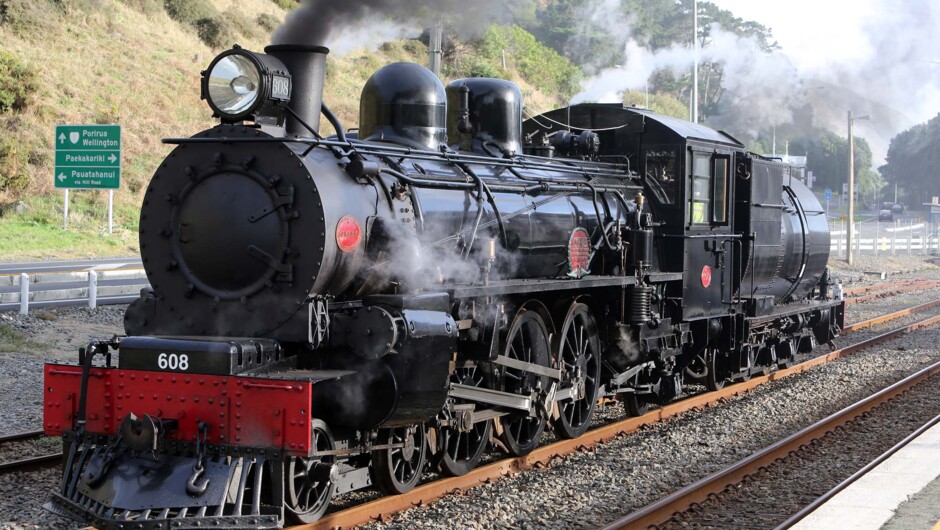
(645, 149), (679, 205)
(713, 156), (729, 223)
(689, 153), (730, 226)
(690, 153), (710, 224)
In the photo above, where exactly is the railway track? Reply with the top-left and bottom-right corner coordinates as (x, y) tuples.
(291, 303), (940, 530)
(0, 430), (62, 475)
(599, 357), (940, 529)
(844, 279), (940, 304)
(5, 298), (936, 527)
(781, 413), (940, 528)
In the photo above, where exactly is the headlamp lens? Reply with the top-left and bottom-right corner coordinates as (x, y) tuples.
(207, 54), (261, 117)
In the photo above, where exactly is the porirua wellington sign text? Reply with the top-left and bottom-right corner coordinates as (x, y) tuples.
(54, 125), (121, 189)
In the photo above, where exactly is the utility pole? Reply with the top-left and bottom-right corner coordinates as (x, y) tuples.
(847, 110), (870, 265)
(691, 0), (699, 123)
(429, 17), (443, 77)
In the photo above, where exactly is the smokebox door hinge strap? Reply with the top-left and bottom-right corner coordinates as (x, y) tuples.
(248, 185), (296, 223)
(247, 245), (294, 282)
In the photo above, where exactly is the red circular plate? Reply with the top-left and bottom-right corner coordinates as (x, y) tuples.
(336, 216), (362, 253)
(701, 265), (712, 288)
(568, 227), (591, 275)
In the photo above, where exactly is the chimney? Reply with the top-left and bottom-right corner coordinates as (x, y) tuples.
(264, 44), (329, 138)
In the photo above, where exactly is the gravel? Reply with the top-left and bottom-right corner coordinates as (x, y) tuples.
(0, 306), (125, 434)
(660, 374), (940, 529)
(1, 255), (940, 529)
(360, 331), (940, 530)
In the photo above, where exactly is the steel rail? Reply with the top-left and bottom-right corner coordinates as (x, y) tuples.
(0, 429), (44, 444)
(0, 452), (63, 474)
(776, 412), (940, 529)
(845, 280), (940, 305)
(599, 359), (940, 530)
(843, 297), (940, 333)
(294, 312), (940, 530)
(843, 279), (923, 296)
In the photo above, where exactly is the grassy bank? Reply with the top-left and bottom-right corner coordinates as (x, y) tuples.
(0, 193), (139, 260)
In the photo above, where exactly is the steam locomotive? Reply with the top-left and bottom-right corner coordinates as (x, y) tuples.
(42, 44), (844, 528)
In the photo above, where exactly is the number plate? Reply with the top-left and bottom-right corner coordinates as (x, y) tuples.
(123, 349), (227, 374)
(118, 336), (283, 376)
(271, 75), (291, 101)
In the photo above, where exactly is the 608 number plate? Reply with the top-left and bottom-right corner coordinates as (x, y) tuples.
(156, 352), (189, 371)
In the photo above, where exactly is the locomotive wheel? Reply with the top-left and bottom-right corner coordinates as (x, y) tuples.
(551, 303), (601, 439)
(621, 393), (652, 417)
(438, 363), (492, 477)
(370, 425), (427, 495)
(438, 419), (492, 477)
(705, 349), (727, 391)
(497, 309), (551, 456)
(285, 420), (335, 524)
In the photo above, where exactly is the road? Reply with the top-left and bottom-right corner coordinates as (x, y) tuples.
(0, 257), (146, 311)
(0, 257), (142, 275)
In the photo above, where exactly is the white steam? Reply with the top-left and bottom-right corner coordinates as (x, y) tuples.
(571, 23), (801, 138)
(572, 0), (940, 163)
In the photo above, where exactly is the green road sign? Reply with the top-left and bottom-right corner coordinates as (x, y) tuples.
(54, 124), (121, 189)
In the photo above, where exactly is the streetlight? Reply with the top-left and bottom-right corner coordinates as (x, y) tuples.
(847, 110), (870, 266)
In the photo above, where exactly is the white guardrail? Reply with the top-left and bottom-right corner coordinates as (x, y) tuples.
(829, 221), (940, 256)
(0, 268), (149, 314)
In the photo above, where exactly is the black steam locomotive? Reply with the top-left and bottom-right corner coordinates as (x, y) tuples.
(42, 44), (844, 528)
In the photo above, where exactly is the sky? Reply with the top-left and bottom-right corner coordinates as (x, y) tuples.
(707, 0), (940, 161)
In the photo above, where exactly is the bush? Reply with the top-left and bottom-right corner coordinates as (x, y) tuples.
(478, 25), (582, 99)
(223, 7), (257, 41)
(163, 0), (216, 26)
(120, 0), (162, 14)
(0, 51), (37, 113)
(270, 0), (297, 10)
(195, 16), (236, 49)
(256, 12), (279, 32)
(0, 135), (31, 194)
(467, 60), (504, 79)
(0, 0), (52, 33)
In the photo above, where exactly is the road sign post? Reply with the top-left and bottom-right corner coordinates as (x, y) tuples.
(54, 125), (121, 232)
(825, 188), (832, 217)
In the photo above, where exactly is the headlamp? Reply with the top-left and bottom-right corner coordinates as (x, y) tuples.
(201, 45), (292, 124)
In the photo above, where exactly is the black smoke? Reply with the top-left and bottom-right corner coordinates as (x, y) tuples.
(272, 0), (533, 48)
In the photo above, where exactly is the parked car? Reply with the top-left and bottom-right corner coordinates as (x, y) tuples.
(891, 203), (904, 214)
(878, 209), (894, 222)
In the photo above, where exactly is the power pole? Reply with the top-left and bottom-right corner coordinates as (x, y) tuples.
(847, 110), (870, 265)
(692, 0), (699, 122)
(429, 17), (443, 77)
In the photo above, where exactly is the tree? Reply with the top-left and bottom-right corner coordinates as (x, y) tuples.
(528, 1), (778, 121)
(790, 131), (884, 208)
(620, 89), (688, 119)
(880, 114), (940, 206)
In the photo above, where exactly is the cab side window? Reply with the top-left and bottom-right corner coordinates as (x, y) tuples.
(690, 153), (710, 224)
(689, 153), (730, 226)
(713, 156), (729, 223)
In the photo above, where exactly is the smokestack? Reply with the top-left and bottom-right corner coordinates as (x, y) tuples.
(264, 44), (330, 138)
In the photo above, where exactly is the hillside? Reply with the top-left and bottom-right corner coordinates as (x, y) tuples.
(0, 0), (580, 259)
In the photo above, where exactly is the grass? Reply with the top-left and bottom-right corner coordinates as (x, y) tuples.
(0, 194), (139, 260)
(0, 322), (48, 353)
(0, 2), (577, 261)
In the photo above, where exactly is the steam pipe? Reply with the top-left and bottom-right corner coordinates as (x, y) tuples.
(164, 136), (634, 179)
(320, 102), (347, 142)
(460, 163), (508, 249)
